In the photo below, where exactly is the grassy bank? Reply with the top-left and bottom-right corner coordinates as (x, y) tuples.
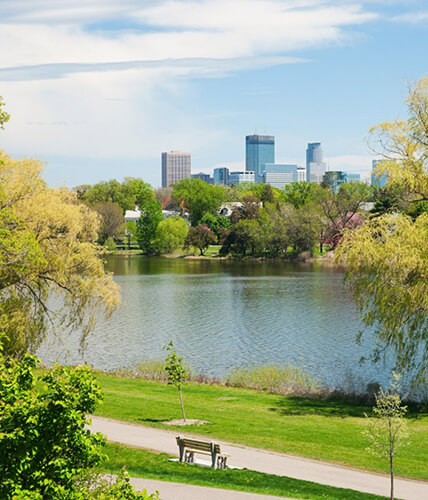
(94, 375), (428, 480)
(102, 443), (388, 500)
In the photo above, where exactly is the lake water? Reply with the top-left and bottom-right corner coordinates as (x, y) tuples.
(37, 256), (396, 389)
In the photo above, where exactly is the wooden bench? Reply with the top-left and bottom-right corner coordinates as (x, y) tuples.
(176, 436), (229, 469)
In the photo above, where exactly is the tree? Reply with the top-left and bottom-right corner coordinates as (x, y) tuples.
(136, 198), (163, 254)
(172, 178), (226, 225)
(184, 224), (216, 255)
(282, 182), (315, 209)
(337, 79), (428, 385)
(125, 220), (137, 249)
(0, 151), (120, 358)
(153, 217), (188, 254)
(0, 96), (10, 129)
(0, 353), (158, 499)
(200, 213), (231, 240)
(363, 376), (409, 500)
(164, 341), (188, 422)
(369, 78), (428, 205)
(93, 201), (124, 244)
(336, 212), (428, 382)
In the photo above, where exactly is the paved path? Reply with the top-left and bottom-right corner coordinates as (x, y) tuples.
(127, 476), (290, 500)
(90, 415), (428, 500)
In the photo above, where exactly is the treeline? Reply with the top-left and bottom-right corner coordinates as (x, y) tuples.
(76, 176), (401, 257)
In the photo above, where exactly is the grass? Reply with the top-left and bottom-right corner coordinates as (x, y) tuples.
(102, 443), (388, 500)
(94, 375), (428, 480)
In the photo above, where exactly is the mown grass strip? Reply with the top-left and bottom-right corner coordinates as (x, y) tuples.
(95, 375), (428, 480)
(102, 443), (388, 500)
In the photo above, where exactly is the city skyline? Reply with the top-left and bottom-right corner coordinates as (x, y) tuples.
(0, 1), (426, 188)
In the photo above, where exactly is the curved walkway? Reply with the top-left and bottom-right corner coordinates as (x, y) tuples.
(128, 476), (291, 500)
(90, 415), (428, 500)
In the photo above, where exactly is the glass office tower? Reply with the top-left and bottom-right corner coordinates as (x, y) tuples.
(246, 135), (275, 183)
(306, 143), (326, 183)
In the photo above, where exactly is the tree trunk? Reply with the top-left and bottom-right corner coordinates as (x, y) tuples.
(178, 387), (186, 421)
(390, 453), (394, 500)
(319, 241), (323, 253)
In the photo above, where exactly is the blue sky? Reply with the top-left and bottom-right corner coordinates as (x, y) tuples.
(0, 0), (427, 187)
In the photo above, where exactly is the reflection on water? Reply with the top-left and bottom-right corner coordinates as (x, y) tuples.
(37, 256), (395, 388)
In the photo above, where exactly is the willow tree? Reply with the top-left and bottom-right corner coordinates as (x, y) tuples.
(0, 151), (120, 357)
(337, 78), (428, 385)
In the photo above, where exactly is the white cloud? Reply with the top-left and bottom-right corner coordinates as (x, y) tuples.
(0, 1), (380, 182)
(390, 11), (428, 23)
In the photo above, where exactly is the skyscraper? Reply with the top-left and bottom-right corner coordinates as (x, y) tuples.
(246, 135), (275, 183)
(306, 142), (326, 183)
(161, 151), (191, 187)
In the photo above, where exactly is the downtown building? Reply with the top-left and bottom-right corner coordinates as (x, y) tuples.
(213, 167), (229, 185)
(306, 142), (326, 183)
(263, 163), (298, 189)
(161, 151), (191, 187)
(323, 171), (361, 192)
(246, 134), (275, 183)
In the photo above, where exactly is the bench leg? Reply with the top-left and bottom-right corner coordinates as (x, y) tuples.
(184, 451), (194, 464)
(217, 456), (227, 469)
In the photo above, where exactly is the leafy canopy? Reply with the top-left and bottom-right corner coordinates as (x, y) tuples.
(172, 178), (226, 225)
(0, 151), (120, 357)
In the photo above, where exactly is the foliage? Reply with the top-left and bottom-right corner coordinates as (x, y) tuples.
(0, 151), (120, 357)
(0, 353), (104, 498)
(93, 201), (124, 244)
(172, 178), (226, 225)
(282, 181), (316, 208)
(104, 443), (386, 500)
(89, 469), (160, 499)
(125, 221), (137, 249)
(338, 80), (428, 385)
(226, 364), (319, 395)
(200, 213), (231, 240)
(363, 376), (409, 500)
(164, 340), (188, 421)
(104, 236), (117, 253)
(153, 216), (188, 254)
(369, 78), (428, 205)
(337, 213), (428, 383)
(0, 96), (10, 129)
(184, 224), (216, 255)
(136, 198), (163, 254)
(80, 178), (154, 213)
(370, 187), (400, 217)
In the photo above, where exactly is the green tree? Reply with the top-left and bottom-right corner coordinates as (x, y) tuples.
(184, 224), (216, 255)
(0, 353), (158, 499)
(282, 182), (315, 208)
(172, 178), (226, 225)
(125, 220), (137, 249)
(0, 151), (120, 358)
(164, 341), (188, 422)
(93, 201), (124, 244)
(337, 79), (428, 384)
(200, 213), (231, 239)
(0, 96), (10, 129)
(136, 199), (163, 254)
(363, 376), (409, 500)
(153, 216), (188, 254)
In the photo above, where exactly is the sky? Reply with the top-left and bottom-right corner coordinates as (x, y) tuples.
(0, 0), (427, 188)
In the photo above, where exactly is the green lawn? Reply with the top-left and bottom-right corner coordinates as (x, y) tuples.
(95, 375), (428, 480)
(102, 443), (388, 500)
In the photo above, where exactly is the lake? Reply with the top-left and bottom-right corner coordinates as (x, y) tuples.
(37, 255), (396, 389)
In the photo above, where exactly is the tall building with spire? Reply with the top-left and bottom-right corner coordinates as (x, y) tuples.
(246, 134), (275, 183)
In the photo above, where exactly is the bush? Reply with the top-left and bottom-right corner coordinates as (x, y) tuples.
(0, 353), (155, 499)
(226, 364), (319, 395)
(104, 236), (117, 253)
